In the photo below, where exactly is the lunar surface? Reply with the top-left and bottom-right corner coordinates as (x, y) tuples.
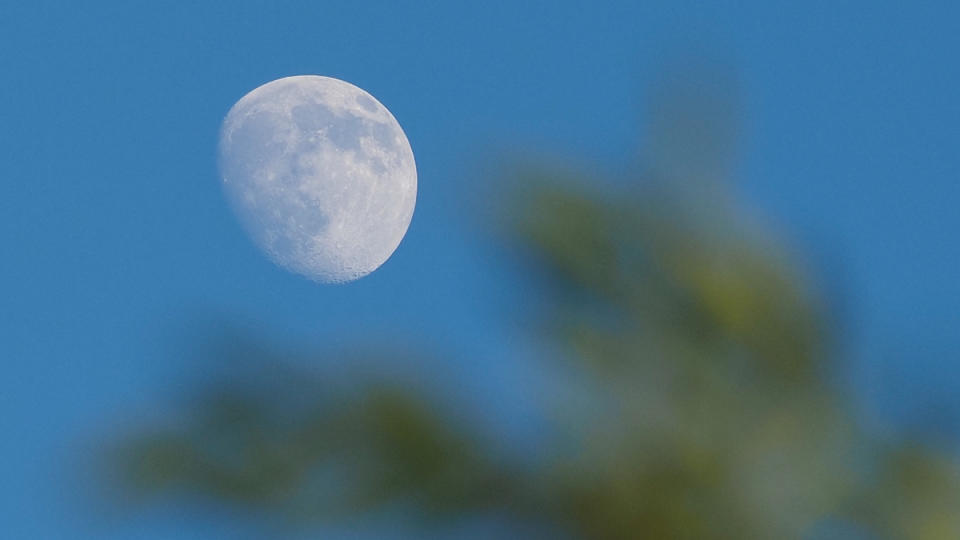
(218, 75), (417, 283)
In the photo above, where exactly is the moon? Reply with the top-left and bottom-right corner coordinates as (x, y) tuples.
(218, 75), (417, 283)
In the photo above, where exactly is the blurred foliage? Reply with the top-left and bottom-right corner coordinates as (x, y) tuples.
(110, 72), (960, 539)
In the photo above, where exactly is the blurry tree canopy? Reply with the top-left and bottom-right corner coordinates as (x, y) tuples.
(110, 72), (960, 539)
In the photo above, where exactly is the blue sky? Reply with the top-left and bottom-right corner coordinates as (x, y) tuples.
(2, 1), (959, 537)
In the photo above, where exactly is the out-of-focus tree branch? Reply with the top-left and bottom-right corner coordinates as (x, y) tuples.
(108, 67), (960, 539)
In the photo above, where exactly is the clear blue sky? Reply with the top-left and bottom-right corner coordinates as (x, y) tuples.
(2, 1), (958, 537)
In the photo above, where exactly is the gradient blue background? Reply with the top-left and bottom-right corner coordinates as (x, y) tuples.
(2, 1), (958, 537)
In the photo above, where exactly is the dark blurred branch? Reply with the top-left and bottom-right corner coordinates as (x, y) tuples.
(107, 67), (960, 539)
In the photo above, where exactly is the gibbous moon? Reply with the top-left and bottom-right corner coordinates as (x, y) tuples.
(218, 75), (417, 283)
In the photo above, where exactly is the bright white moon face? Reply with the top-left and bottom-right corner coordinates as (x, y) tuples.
(218, 75), (417, 283)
